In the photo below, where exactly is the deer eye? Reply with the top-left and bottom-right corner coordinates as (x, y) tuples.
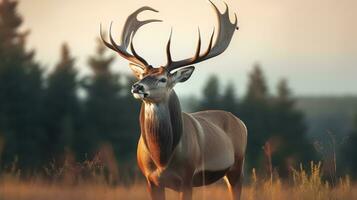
(159, 78), (167, 83)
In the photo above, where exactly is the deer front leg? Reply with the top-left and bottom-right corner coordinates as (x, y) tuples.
(147, 179), (165, 200)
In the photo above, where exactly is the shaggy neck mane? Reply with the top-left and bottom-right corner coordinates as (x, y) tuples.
(140, 91), (183, 167)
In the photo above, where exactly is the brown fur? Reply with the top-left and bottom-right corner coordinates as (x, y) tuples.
(137, 90), (247, 200)
(140, 92), (182, 167)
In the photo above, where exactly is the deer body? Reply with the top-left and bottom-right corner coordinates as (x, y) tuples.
(101, 1), (247, 199)
(137, 91), (247, 192)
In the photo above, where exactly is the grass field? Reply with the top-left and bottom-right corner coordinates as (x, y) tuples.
(1, 162), (356, 200)
(1, 179), (356, 200)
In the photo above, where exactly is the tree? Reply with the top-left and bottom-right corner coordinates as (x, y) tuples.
(239, 64), (272, 171)
(79, 39), (118, 158)
(341, 112), (357, 179)
(42, 43), (80, 164)
(81, 39), (140, 161)
(80, 39), (142, 182)
(270, 79), (316, 177)
(0, 0), (44, 170)
(221, 81), (238, 113)
(118, 74), (142, 179)
(245, 64), (268, 102)
(199, 75), (221, 110)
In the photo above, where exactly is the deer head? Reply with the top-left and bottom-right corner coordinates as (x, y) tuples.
(101, 1), (238, 103)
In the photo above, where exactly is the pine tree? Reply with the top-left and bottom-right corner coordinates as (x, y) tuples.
(271, 79), (316, 177)
(80, 39), (118, 158)
(240, 64), (272, 171)
(81, 39), (143, 183)
(245, 64), (268, 102)
(0, 0), (44, 170)
(119, 74), (142, 174)
(43, 43), (80, 164)
(199, 75), (221, 110)
(221, 81), (238, 113)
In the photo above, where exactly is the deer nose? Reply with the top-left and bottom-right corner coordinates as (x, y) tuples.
(131, 83), (144, 93)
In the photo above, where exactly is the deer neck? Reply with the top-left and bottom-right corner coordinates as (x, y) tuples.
(140, 91), (183, 167)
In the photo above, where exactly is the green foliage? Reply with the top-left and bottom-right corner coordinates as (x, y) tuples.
(42, 43), (80, 164)
(270, 79), (317, 177)
(239, 64), (273, 171)
(341, 112), (357, 178)
(78, 39), (140, 166)
(221, 81), (238, 112)
(245, 64), (268, 102)
(198, 76), (238, 113)
(79, 39), (121, 157)
(199, 75), (221, 110)
(0, 0), (44, 170)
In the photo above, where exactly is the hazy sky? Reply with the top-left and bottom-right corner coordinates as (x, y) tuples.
(18, 0), (357, 97)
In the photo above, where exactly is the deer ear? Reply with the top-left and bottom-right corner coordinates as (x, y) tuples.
(171, 66), (195, 83)
(129, 63), (145, 79)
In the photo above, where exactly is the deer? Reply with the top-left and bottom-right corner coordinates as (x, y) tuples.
(100, 1), (247, 200)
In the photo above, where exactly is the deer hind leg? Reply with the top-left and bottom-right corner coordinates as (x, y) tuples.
(180, 186), (193, 200)
(179, 174), (193, 200)
(224, 158), (244, 200)
(147, 179), (165, 200)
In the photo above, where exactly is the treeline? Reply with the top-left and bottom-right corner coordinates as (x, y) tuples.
(1, 0), (357, 180)
(0, 0), (140, 178)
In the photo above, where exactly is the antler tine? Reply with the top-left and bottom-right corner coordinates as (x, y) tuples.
(201, 28), (215, 58)
(234, 13), (239, 30)
(130, 40), (150, 68)
(109, 22), (130, 57)
(100, 23), (118, 52)
(164, 0), (238, 72)
(165, 28), (173, 66)
(194, 27), (202, 59)
(101, 6), (161, 68)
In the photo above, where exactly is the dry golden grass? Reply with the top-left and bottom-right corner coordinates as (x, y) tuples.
(1, 162), (356, 200)
(1, 180), (356, 200)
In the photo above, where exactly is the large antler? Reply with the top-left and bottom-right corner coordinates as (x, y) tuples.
(100, 7), (161, 69)
(164, 0), (238, 72)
